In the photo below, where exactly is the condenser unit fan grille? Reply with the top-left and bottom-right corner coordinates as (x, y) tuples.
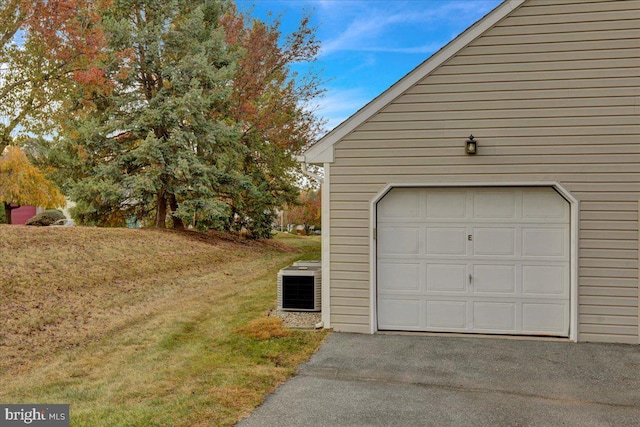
(282, 275), (315, 310)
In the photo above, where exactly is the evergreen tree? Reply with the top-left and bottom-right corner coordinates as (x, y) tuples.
(58, 0), (242, 228)
(51, 0), (324, 236)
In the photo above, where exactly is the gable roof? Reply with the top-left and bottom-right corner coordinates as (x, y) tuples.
(302, 0), (526, 164)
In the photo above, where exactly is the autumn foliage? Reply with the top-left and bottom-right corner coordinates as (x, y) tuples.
(219, 6), (324, 236)
(0, 146), (65, 224)
(2, 1), (324, 236)
(51, 1), (324, 236)
(285, 189), (321, 233)
(0, 0), (110, 150)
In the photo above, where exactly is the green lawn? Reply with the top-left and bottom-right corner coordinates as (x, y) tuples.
(0, 226), (328, 426)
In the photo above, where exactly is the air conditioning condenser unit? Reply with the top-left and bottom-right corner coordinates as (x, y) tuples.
(293, 260), (321, 268)
(277, 265), (321, 312)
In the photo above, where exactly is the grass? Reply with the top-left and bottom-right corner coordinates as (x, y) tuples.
(0, 225), (328, 426)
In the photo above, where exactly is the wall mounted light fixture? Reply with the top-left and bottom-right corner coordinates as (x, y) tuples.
(465, 135), (477, 155)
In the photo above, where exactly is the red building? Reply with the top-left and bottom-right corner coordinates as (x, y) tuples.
(10, 205), (38, 225)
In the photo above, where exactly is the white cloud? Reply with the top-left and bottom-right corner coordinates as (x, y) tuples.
(306, 0), (502, 135)
(348, 42), (444, 55)
(316, 87), (372, 133)
(318, 0), (498, 56)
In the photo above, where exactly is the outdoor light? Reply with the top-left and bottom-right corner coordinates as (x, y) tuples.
(465, 135), (477, 155)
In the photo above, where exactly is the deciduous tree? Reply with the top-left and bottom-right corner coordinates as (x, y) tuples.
(0, 146), (65, 224)
(221, 6), (324, 238)
(0, 0), (108, 151)
(285, 188), (321, 234)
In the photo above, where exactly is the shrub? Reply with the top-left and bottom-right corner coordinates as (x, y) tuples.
(25, 210), (66, 226)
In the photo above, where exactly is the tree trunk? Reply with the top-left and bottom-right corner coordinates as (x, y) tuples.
(1, 130), (12, 155)
(3, 202), (14, 225)
(168, 193), (184, 230)
(155, 190), (167, 228)
(229, 205), (238, 232)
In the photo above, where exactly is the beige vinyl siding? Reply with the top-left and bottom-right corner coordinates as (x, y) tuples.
(327, 0), (640, 343)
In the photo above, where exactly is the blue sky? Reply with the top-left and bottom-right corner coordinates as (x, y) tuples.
(236, 0), (503, 134)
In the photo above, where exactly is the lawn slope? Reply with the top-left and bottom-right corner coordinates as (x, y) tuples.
(0, 226), (327, 426)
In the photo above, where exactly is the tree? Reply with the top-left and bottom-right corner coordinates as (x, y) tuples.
(54, 0), (324, 237)
(0, 0), (108, 152)
(221, 6), (324, 238)
(0, 146), (65, 224)
(57, 0), (241, 229)
(285, 188), (321, 234)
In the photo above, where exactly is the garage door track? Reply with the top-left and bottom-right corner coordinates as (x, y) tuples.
(238, 333), (640, 426)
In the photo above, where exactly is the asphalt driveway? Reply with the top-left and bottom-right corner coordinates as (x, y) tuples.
(238, 333), (640, 426)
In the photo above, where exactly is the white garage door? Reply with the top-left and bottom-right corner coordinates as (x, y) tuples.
(376, 187), (570, 336)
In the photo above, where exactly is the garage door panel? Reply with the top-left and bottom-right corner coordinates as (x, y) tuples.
(473, 227), (516, 256)
(378, 189), (420, 219)
(426, 227), (467, 255)
(522, 265), (568, 296)
(378, 262), (421, 293)
(377, 186), (570, 337)
(426, 301), (467, 328)
(378, 298), (421, 329)
(426, 191), (467, 219)
(523, 189), (568, 220)
(522, 303), (568, 335)
(474, 302), (516, 331)
(522, 228), (567, 257)
(473, 191), (516, 219)
(473, 264), (516, 294)
(426, 264), (467, 292)
(378, 227), (420, 255)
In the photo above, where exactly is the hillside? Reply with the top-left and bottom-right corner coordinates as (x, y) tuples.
(0, 226), (326, 426)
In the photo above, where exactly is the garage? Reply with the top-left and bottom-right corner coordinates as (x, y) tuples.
(300, 0), (640, 343)
(376, 187), (570, 337)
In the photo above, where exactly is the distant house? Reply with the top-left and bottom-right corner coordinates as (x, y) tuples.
(300, 0), (640, 344)
(8, 199), (74, 225)
(10, 205), (42, 225)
